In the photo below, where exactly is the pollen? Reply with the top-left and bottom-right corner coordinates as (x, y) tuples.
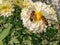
(34, 11), (43, 21)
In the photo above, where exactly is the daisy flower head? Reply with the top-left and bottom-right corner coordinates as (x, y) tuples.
(12, 0), (33, 8)
(21, 2), (58, 33)
(0, 1), (14, 17)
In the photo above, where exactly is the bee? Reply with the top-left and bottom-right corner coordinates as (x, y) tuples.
(41, 16), (48, 25)
(30, 11), (35, 22)
(30, 11), (48, 26)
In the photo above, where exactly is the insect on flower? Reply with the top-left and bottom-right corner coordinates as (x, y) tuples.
(41, 16), (48, 25)
(30, 11), (35, 22)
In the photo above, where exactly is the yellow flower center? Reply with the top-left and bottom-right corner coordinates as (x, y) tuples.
(0, 3), (10, 12)
(34, 11), (43, 21)
(12, 0), (29, 8)
(12, 0), (23, 7)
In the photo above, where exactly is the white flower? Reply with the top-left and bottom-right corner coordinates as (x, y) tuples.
(0, 1), (14, 17)
(0, 0), (3, 4)
(21, 2), (58, 33)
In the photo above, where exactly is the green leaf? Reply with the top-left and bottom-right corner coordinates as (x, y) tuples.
(49, 41), (58, 45)
(0, 41), (3, 45)
(22, 36), (32, 45)
(0, 23), (12, 41)
(56, 12), (60, 24)
(45, 27), (58, 39)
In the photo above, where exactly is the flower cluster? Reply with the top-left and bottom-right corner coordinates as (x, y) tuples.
(0, 0), (58, 33)
(0, 0), (60, 45)
(0, 0), (14, 17)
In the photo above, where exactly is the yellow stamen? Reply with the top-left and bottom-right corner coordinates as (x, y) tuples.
(34, 11), (43, 21)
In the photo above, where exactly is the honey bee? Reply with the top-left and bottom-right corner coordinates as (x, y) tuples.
(30, 11), (48, 26)
(41, 16), (48, 25)
(30, 11), (35, 22)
